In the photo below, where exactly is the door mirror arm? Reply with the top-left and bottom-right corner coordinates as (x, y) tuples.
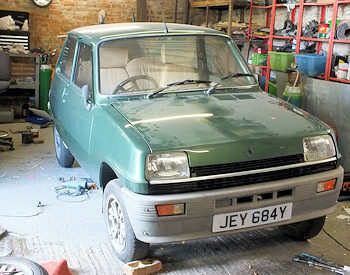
(82, 85), (92, 111)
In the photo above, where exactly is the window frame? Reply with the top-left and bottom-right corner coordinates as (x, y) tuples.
(59, 35), (77, 80)
(72, 40), (93, 94)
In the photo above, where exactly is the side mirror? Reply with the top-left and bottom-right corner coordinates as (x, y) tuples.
(82, 85), (92, 111)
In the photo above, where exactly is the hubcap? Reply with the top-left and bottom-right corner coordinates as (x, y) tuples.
(0, 264), (22, 274)
(107, 196), (126, 252)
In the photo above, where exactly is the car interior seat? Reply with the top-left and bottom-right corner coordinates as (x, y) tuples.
(126, 57), (163, 90)
(99, 47), (129, 94)
(159, 44), (198, 87)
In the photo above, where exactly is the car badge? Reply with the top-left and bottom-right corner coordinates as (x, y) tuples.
(246, 147), (253, 158)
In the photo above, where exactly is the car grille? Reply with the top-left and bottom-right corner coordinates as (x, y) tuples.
(190, 154), (305, 177)
(148, 155), (337, 195)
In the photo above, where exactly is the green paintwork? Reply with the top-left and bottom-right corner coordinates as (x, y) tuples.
(49, 23), (336, 194)
(112, 90), (327, 167)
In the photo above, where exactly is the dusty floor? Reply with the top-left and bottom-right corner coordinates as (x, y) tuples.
(0, 121), (349, 275)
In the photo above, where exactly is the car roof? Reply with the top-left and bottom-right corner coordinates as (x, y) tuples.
(69, 22), (223, 43)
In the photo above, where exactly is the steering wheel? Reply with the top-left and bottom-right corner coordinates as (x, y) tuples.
(113, 75), (158, 94)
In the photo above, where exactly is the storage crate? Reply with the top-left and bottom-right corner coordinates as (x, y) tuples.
(294, 54), (327, 77)
(252, 52), (268, 66)
(269, 51), (295, 71)
(267, 80), (277, 96)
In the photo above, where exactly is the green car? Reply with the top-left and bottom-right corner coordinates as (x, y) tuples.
(49, 23), (343, 262)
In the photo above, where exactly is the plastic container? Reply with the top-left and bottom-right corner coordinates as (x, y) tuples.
(267, 80), (277, 96)
(283, 85), (302, 108)
(269, 51), (295, 71)
(294, 54), (327, 77)
(252, 52), (268, 66)
(39, 64), (53, 113)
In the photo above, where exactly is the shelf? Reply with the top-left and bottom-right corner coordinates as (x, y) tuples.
(8, 53), (38, 58)
(249, 64), (268, 68)
(329, 77), (350, 83)
(249, 0), (350, 88)
(272, 35), (295, 39)
(317, 76), (350, 84)
(191, 1), (250, 37)
(10, 83), (38, 90)
(249, 34), (270, 39)
(275, 3), (296, 6)
(333, 39), (350, 43)
(251, 5), (272, 8)
(249, 34), (295, 40)
(303, 2), (333, 6)
(5, 54), (40, 108)
(297, 37), (350, 43)
(190, 0), (249, 8)
(300, 37), (328, 42)
(253, 1), (338, 9)
(252, 2), (336, 8)
(190, 0), (230, 7)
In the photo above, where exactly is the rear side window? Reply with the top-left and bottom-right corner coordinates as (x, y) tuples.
(60, 36), (77, 78)
(73, 43), (92, 90)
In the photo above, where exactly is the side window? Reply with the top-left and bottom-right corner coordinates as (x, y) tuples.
(60, 36), (77, 78)
(73, 42), (92, 90)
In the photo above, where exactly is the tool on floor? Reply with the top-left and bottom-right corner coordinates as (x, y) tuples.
(293, 253), (350, 274)
(58, 176), (97, 190)
(0, 130), (14, 150)
(55, 177), (96, 202)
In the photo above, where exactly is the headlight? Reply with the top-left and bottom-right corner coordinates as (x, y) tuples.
(303, 135), (336, 162)
(145, 152), (190, 182)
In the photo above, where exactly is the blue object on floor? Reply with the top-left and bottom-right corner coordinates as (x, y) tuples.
(26, 114), (52, 125)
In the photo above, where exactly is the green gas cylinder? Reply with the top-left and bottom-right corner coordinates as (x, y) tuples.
(283, 84), (302, 108)
(39, 64), (53, 113)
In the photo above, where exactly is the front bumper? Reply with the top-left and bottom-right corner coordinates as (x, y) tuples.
(122, 166), (343, 243)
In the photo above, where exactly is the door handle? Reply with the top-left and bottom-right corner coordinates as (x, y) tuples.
(62, 87), (68, 102)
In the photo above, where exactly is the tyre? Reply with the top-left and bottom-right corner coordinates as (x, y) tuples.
(0, 256), (48, 275)
(103, 179), (149, 262)
(278, 216), (326, 241)
(53, 125), (74, 168)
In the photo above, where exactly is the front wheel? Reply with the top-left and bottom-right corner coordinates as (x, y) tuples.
(0, 257), (48, 275)
(53, 125), (74, 168)
(278, 216), (326, 241)
(103, 179), (149, 262)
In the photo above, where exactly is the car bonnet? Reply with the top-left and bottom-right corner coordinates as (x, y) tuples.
(111, 92), (328, 166)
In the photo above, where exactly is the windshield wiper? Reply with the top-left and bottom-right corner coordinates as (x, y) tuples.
(205, 73), (255, 95)
(147, 79), (211, 99)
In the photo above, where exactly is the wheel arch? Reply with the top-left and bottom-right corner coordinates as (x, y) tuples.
(100, 162), (118, 191)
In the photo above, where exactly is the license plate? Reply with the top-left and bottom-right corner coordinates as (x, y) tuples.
(212, 202), (293, 233)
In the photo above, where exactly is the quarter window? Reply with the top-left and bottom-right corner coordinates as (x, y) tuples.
(74, 43), (92, 90)
(60, 36), (77, 78)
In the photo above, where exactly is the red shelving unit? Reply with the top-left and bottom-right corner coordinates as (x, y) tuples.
(248, 0), (350, 92)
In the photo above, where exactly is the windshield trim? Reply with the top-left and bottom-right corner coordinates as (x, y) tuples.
(103, 83), (260, 100)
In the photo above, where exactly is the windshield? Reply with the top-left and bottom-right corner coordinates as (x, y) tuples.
(98, 35), (255, 96)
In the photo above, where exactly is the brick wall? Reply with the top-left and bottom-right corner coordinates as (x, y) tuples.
(0, 0), (187, 58)
(145, 0), (187, 23)
(1, 0), (137, 61)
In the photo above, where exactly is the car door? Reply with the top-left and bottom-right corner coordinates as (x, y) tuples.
(61, 40), (95, 169)
(50, 35), (77, 140)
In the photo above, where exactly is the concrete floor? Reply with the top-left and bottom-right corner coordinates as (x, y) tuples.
(0, 121), (349, 275)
